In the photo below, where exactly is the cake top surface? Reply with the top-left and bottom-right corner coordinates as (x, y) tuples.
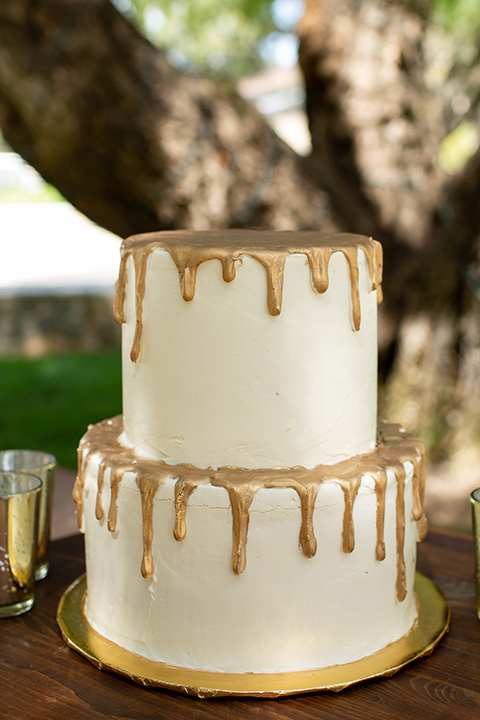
(121, 229), (380, 256)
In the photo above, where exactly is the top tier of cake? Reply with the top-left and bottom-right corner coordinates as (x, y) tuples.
(114, 230), (382, 470)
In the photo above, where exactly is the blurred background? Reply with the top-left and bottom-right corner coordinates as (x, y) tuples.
(1, 0), (480, 536)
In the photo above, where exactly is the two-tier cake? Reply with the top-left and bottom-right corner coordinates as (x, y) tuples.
(73, 230), (428, 677)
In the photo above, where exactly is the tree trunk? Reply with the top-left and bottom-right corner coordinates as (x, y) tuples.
(299, 0), (445, 246)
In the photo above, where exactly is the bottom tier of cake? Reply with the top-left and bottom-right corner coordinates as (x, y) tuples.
(74, 416), (427, 675)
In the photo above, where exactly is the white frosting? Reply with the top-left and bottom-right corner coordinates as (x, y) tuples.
(121, 249), (378, 469)
(81, 452), (418, 673)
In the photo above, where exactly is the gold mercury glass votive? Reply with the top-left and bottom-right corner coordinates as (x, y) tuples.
(0, 451), (56, 581)
(471, 488), (480, 620)
(0, 470), (42, 617)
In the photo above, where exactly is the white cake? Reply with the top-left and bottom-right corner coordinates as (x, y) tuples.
(74, 230), (427, 674)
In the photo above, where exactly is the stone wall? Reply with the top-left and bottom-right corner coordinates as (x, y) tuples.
(0, 293), (120, 356)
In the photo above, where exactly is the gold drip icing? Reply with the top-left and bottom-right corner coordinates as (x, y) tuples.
(374, 473), (387, 562)
(262, 477), (319, 559)
(95, 461), (107, 521)
(174, 477), (209, 542)
(72, 476), (83, 526)
(416, 514), (429, 543)
(395, 465), (407, 602)
(107, 468), (124, 534)
(72, 446), (87, 528)
(113, 253), (128, 325)
(337, 477), (362, 553)
(215, 478), (264, 575)
(410, 443), (428, 541)
(137, 475), (160, 578)
(379, 423), (429, 545)
(113, 231), (383, 362)
(75, 416), (425, 602)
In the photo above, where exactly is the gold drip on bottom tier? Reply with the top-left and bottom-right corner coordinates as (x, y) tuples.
(74, 415), (427, 601)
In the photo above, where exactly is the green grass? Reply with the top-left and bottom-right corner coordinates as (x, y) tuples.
(0, 184), (65, 203)
(0, 352), (122, 470)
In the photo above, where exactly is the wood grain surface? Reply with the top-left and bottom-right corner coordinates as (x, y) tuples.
(0, 528), (479, 720)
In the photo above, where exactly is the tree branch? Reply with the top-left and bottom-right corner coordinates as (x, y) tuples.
(0, 0), (335, 238)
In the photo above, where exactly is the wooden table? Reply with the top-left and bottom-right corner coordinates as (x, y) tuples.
(1, 528), (479, 720)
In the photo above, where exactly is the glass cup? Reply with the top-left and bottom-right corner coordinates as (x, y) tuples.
(0, 471), (42, 617)
(471, 488), (480, 621)
(0, 451), (56, 581)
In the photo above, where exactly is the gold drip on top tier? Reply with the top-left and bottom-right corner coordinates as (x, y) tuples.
(74, 417), (427, 603)
(113, 230), (383, 362)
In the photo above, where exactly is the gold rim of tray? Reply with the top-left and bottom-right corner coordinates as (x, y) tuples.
(57, 571), (449, 698)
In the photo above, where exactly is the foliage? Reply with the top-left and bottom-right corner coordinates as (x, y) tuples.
(439, 121), (479, 172)
(112, 0), (304, 76)
(114, 0), (480, 79)
(434, 0), (480, 37)
(0, 352), (121, 469)
(425, 0), (480, 159)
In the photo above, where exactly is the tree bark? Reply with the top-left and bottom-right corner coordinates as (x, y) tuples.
(297, 1), (447, 298)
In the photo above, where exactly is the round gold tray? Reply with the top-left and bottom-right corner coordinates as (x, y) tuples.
(57, 572), (449, 698)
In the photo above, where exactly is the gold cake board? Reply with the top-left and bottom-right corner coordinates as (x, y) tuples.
(57, 572), (449, 698)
